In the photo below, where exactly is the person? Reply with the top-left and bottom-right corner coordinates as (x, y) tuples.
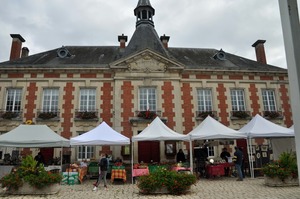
(176, 149), (186, 163)
(34, 152), (45, 166)
(234, 146), (243, 181)
(239, 147), (245, 178)
(220, 147), (231, 176)
(93, 153), (109, 191)
(115, 157), (122, 163)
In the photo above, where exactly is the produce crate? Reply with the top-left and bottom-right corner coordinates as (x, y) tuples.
(61, 172), (79, 185)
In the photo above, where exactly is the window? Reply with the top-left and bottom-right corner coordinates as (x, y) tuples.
(42, 88), (59, 112)
(5, 88), (22, 112)
(77, 132), (94, 160)
(230, 89), (246, 111)
(139, 87), (156, 111)
(207, 146), (215, 157)
(197, 89), (212, 111)
(79, 88), (96, 111)
(262, 89), (276, 111)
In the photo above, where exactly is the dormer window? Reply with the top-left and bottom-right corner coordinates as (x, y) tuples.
(213, 49), (226, 61)
(57, 47), (71, 58)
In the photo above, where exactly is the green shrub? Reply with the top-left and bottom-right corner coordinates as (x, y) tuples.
(0, 155), (62, 190)
(137, 167), (196, 195)
(263, 151), (298, 180)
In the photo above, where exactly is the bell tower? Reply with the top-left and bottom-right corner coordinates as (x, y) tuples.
(134, 0), (155, 27)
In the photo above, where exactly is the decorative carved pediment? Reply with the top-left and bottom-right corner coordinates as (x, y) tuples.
(128, 55), (167, 72)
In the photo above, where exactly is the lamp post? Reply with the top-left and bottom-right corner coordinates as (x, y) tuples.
(278, 0), (300, 182)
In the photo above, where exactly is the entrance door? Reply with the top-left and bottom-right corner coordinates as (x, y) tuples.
(40, 148), (54, 165)
(138, 141), (160, 163)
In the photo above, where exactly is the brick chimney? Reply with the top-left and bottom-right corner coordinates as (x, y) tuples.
(10, 34), (25, 61)
(118, 34), (128, 49)
(160, 34), (170, 49)
(21, 47), (29, 58)
(252, 40), (267, 64)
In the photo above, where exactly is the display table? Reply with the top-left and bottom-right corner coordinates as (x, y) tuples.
(148, 165), (168, 173)
(111, 169), (126, 182)
(66, 167), (87, 183)
(45, 165), (61, 172)
(172, 167), (191, 173)
(132, 168), (149, 177)
(206, 164), (225, 178)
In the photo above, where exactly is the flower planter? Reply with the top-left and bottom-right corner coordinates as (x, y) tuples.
(6, 182), (61, 195)
(264, 176), (299, 187)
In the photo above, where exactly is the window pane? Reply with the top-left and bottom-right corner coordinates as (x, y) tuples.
(80, 89), (96, 111)
(262, 90), (276, 111)
(230, 89), (245, 111)
(197, 89), (212, 111)
(6, 88), (22, 112)
(139, 87), (156, 111)
(42, 88), (59, 112)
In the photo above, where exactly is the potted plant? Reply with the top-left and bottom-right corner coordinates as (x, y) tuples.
(263, 111), (280, 119)
(38, 112), (58, 120)
(232, 111), (250, 119)
(1, 111), (18, 119)
(263, 151), (298, 186)
(0, 155), (62, 194)
(198, 111), (214, 119)
(137, 167), (196, 195)
(76, 111), (97, 119)
(137, 110), (157, 119)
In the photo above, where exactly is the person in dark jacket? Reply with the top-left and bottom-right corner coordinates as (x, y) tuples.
(176, 149), (186, 163)
(220, 147), (231, 176)
(93, 153), (109, 191)
(234, 147), (243, 181)
(34, 152), (45, 166)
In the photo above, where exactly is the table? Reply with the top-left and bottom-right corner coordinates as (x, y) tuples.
(148, 165), (169, 173)
(111, 169), (126, 182)
(172, 166), (191, 172)
(132, 168), (149, 177)
(66, 167), (87, 183)
(206, 164), (225, 178)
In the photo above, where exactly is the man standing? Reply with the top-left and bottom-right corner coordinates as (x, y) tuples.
(220, 147), (231, 176)
(234, 147), (243, 181)
(93, 153), (109, 191)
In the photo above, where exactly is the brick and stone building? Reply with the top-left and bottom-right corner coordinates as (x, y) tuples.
(0, 0), (292, 167)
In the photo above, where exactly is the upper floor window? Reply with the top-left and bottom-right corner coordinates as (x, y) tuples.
(5, 88), (22, 112)
(197, 89), (212, 112)
(262, 89), (276, 111)
(230, 89), (246, 111)
(42, 88), (59, 112)
(79, 88), (96, 111)
(139, 87), (156, 111)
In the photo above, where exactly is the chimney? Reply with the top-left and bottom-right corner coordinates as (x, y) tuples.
(252, 40), (267, 64)
(21, 47), (29, 58)
(10, 34), (25, 61)
(160, 34), (170, 49)
(118, 34), (128, 49)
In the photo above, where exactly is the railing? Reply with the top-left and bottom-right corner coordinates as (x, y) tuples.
(262, 111), (283, 119)
(75, 109), (98, 120)
(135, 110), (161, 119)
(230, 111), (251, 119)
(37, 109), (60, 120)
(0, 110), (22, 119)
(196, 111), (217, 119)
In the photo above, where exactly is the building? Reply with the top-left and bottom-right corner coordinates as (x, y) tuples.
(0, 0), (292, 167)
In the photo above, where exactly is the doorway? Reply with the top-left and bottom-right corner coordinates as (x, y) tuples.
(138, 141), (160, 163)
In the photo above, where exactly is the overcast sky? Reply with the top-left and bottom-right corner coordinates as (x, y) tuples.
(1, 0), (299, 68)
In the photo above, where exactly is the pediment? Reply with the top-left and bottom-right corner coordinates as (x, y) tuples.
(110, 49), (184, 72)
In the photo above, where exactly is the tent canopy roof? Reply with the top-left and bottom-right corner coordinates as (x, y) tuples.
(132, 117), (188, 142)
(0, 125), (70, 147)
(187, 116), (247, 140)
(70, 121), (130, 146)
(239, 114), (294, 138)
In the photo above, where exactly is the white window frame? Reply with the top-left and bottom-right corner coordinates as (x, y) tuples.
(197, 89), (213, 112)
(5, 88), (22, 112)
(77, 132), (94, 161)
(262, 89), (277, 111)
(42, 88), (59, 112)
(230, 89), (246, 111)
(139, 87), (156, 111)
(79, 88), (96, 111)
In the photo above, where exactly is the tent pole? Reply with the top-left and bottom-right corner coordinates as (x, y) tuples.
(189, 139), (193, 174)
(60, 146), (63, 171)
(131, 142), (134, 184)
(246, 138), (253, 178)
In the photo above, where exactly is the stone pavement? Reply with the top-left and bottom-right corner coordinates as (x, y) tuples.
(1, 177), (300, 199)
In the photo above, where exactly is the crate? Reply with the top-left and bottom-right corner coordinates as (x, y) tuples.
(61, 172), (79, 185)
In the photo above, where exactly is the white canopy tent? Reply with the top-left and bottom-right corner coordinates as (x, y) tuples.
(131, 117), (188, 183)
(0, 124), (70, 148)
(186, 116), (247, 175)
(0, 124), (70, 171)
(70, 121), (130, 146)
(239, 114), (295, 178)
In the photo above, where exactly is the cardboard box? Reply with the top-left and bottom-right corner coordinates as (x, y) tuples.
(61, 172), (79, 185)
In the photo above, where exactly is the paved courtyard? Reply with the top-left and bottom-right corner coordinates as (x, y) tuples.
(1, 177), (300, 199)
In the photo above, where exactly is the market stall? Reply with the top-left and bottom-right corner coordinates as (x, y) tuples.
(0, 124), (70, 178)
